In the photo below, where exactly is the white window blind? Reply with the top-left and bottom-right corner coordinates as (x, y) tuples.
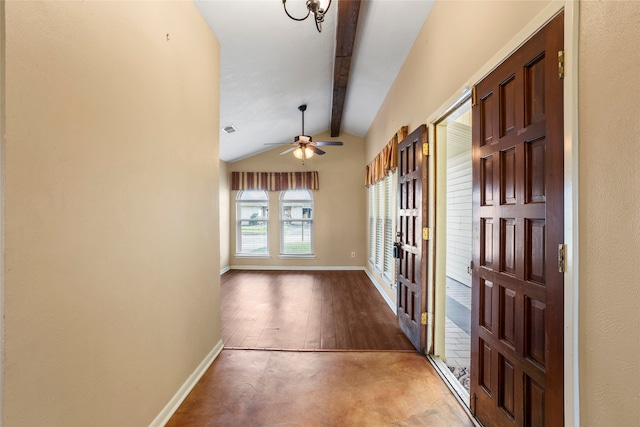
(383, 173), (395, 280)
(368, 185), (375, 263)
(368, 172), (397, 285)
(375, 180), (384, 271)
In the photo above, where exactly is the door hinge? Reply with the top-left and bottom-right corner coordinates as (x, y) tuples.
(558, 243), (567, 273)
(558, 50), (565, 79)
(472, 85), (478, 107)
(422, 227), (430, 241)
(422, 143), (430, 156)
(421, 312), (428, 325)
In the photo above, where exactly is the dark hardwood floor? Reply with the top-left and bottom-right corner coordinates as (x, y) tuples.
(221, 269), (415, 351)
(165, 270), (475, 426)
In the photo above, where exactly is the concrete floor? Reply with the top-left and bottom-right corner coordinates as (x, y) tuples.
(167, 349), (475, 426)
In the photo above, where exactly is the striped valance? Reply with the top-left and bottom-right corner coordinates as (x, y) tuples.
(231, 171), (319, 191)
(365, 126), (409, 187)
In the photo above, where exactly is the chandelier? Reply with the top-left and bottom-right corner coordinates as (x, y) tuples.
(282, 0), (333, 33)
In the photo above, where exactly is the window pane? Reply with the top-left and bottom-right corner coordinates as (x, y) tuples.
(239, 204), (268, 220)
(282, 190), (311, 200)
(282, 203), (312, 220)
(238, 220), (268, 254)
(282, 221), (312, 254)
(280, 190), (313, 255)
(239, 190), (268, 200)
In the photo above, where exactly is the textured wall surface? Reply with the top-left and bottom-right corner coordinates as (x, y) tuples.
(579, 1), (640, 425)
(4, 2), (221, 425)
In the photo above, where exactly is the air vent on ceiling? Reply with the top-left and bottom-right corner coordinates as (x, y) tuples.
(222, 125), (237, 134)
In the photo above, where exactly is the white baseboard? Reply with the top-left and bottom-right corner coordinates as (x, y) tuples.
(149, 339), (224, 427)
(229, 265), (364, 271)
(363, 269), (397, 315)
(220, 265), (231, 275)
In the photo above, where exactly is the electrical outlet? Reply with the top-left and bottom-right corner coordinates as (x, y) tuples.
(351, 251), (356, 258)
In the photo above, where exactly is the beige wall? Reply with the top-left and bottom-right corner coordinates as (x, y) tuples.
(578, 1), (640, 425)
(4, 1), (221, 426)
(219, 160), (231, 271)
(365, 0), (553, 163)
(228, 131), (367, 268)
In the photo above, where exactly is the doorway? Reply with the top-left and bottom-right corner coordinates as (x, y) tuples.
(432, 98), (473, 406)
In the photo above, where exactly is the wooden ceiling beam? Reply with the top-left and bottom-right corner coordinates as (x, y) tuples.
(330, 0), (361, 137)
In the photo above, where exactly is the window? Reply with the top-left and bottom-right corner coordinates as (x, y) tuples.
(236, 190), (269, 255)
(375, 179), (384, 270)
(280, 190), (313, 256)
(368, 172), (396, 284)
(383, 173), (394, 278)
(368, 185), (375, 264)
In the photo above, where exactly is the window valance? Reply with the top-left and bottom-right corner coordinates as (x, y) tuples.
(231, 171), (319, 191)
(365, 126), (409, 187)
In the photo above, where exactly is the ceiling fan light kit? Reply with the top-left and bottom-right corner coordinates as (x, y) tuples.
(293, 146), (315, 160)
(282, 0), (333, 33)
(264, 104), (344, 164)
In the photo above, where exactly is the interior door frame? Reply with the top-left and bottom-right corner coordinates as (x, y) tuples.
(431, 93), (473, 361)
(424, 2), (580, 424)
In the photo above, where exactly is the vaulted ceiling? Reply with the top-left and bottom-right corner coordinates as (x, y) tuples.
(194, 0), (435, 162)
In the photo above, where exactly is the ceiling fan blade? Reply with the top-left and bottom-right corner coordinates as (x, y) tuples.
(309, 146), (326, 155)
(314, 141), (343, 146)
(265, 142), (294, 146)
(280, 146), (297, 155)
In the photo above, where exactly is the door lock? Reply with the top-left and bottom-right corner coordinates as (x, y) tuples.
(393, 231), (403, 259)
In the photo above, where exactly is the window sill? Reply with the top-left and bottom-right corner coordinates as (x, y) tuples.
(278, 254), (316, 259)
(235, 254), (271, 259)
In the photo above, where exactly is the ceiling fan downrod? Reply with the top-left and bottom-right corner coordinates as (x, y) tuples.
(299, 104), (307, 136)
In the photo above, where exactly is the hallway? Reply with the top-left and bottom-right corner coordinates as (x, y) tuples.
(167, 270), (474, 426)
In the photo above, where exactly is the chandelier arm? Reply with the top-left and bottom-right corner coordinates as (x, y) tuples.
(323, 0), (332, 14)
(313, 0), (330, 32)
(282, 0), (312, 21)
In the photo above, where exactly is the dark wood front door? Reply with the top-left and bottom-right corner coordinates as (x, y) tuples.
(470, 12), (564, 426)
(396, 125), (428, 353)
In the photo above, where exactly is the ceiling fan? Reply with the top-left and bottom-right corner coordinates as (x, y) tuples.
(265, 104), (343, 162)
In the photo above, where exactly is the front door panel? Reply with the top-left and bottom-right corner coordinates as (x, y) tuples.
(470, 12), (565, 426)
(396, 125), (428, 353)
